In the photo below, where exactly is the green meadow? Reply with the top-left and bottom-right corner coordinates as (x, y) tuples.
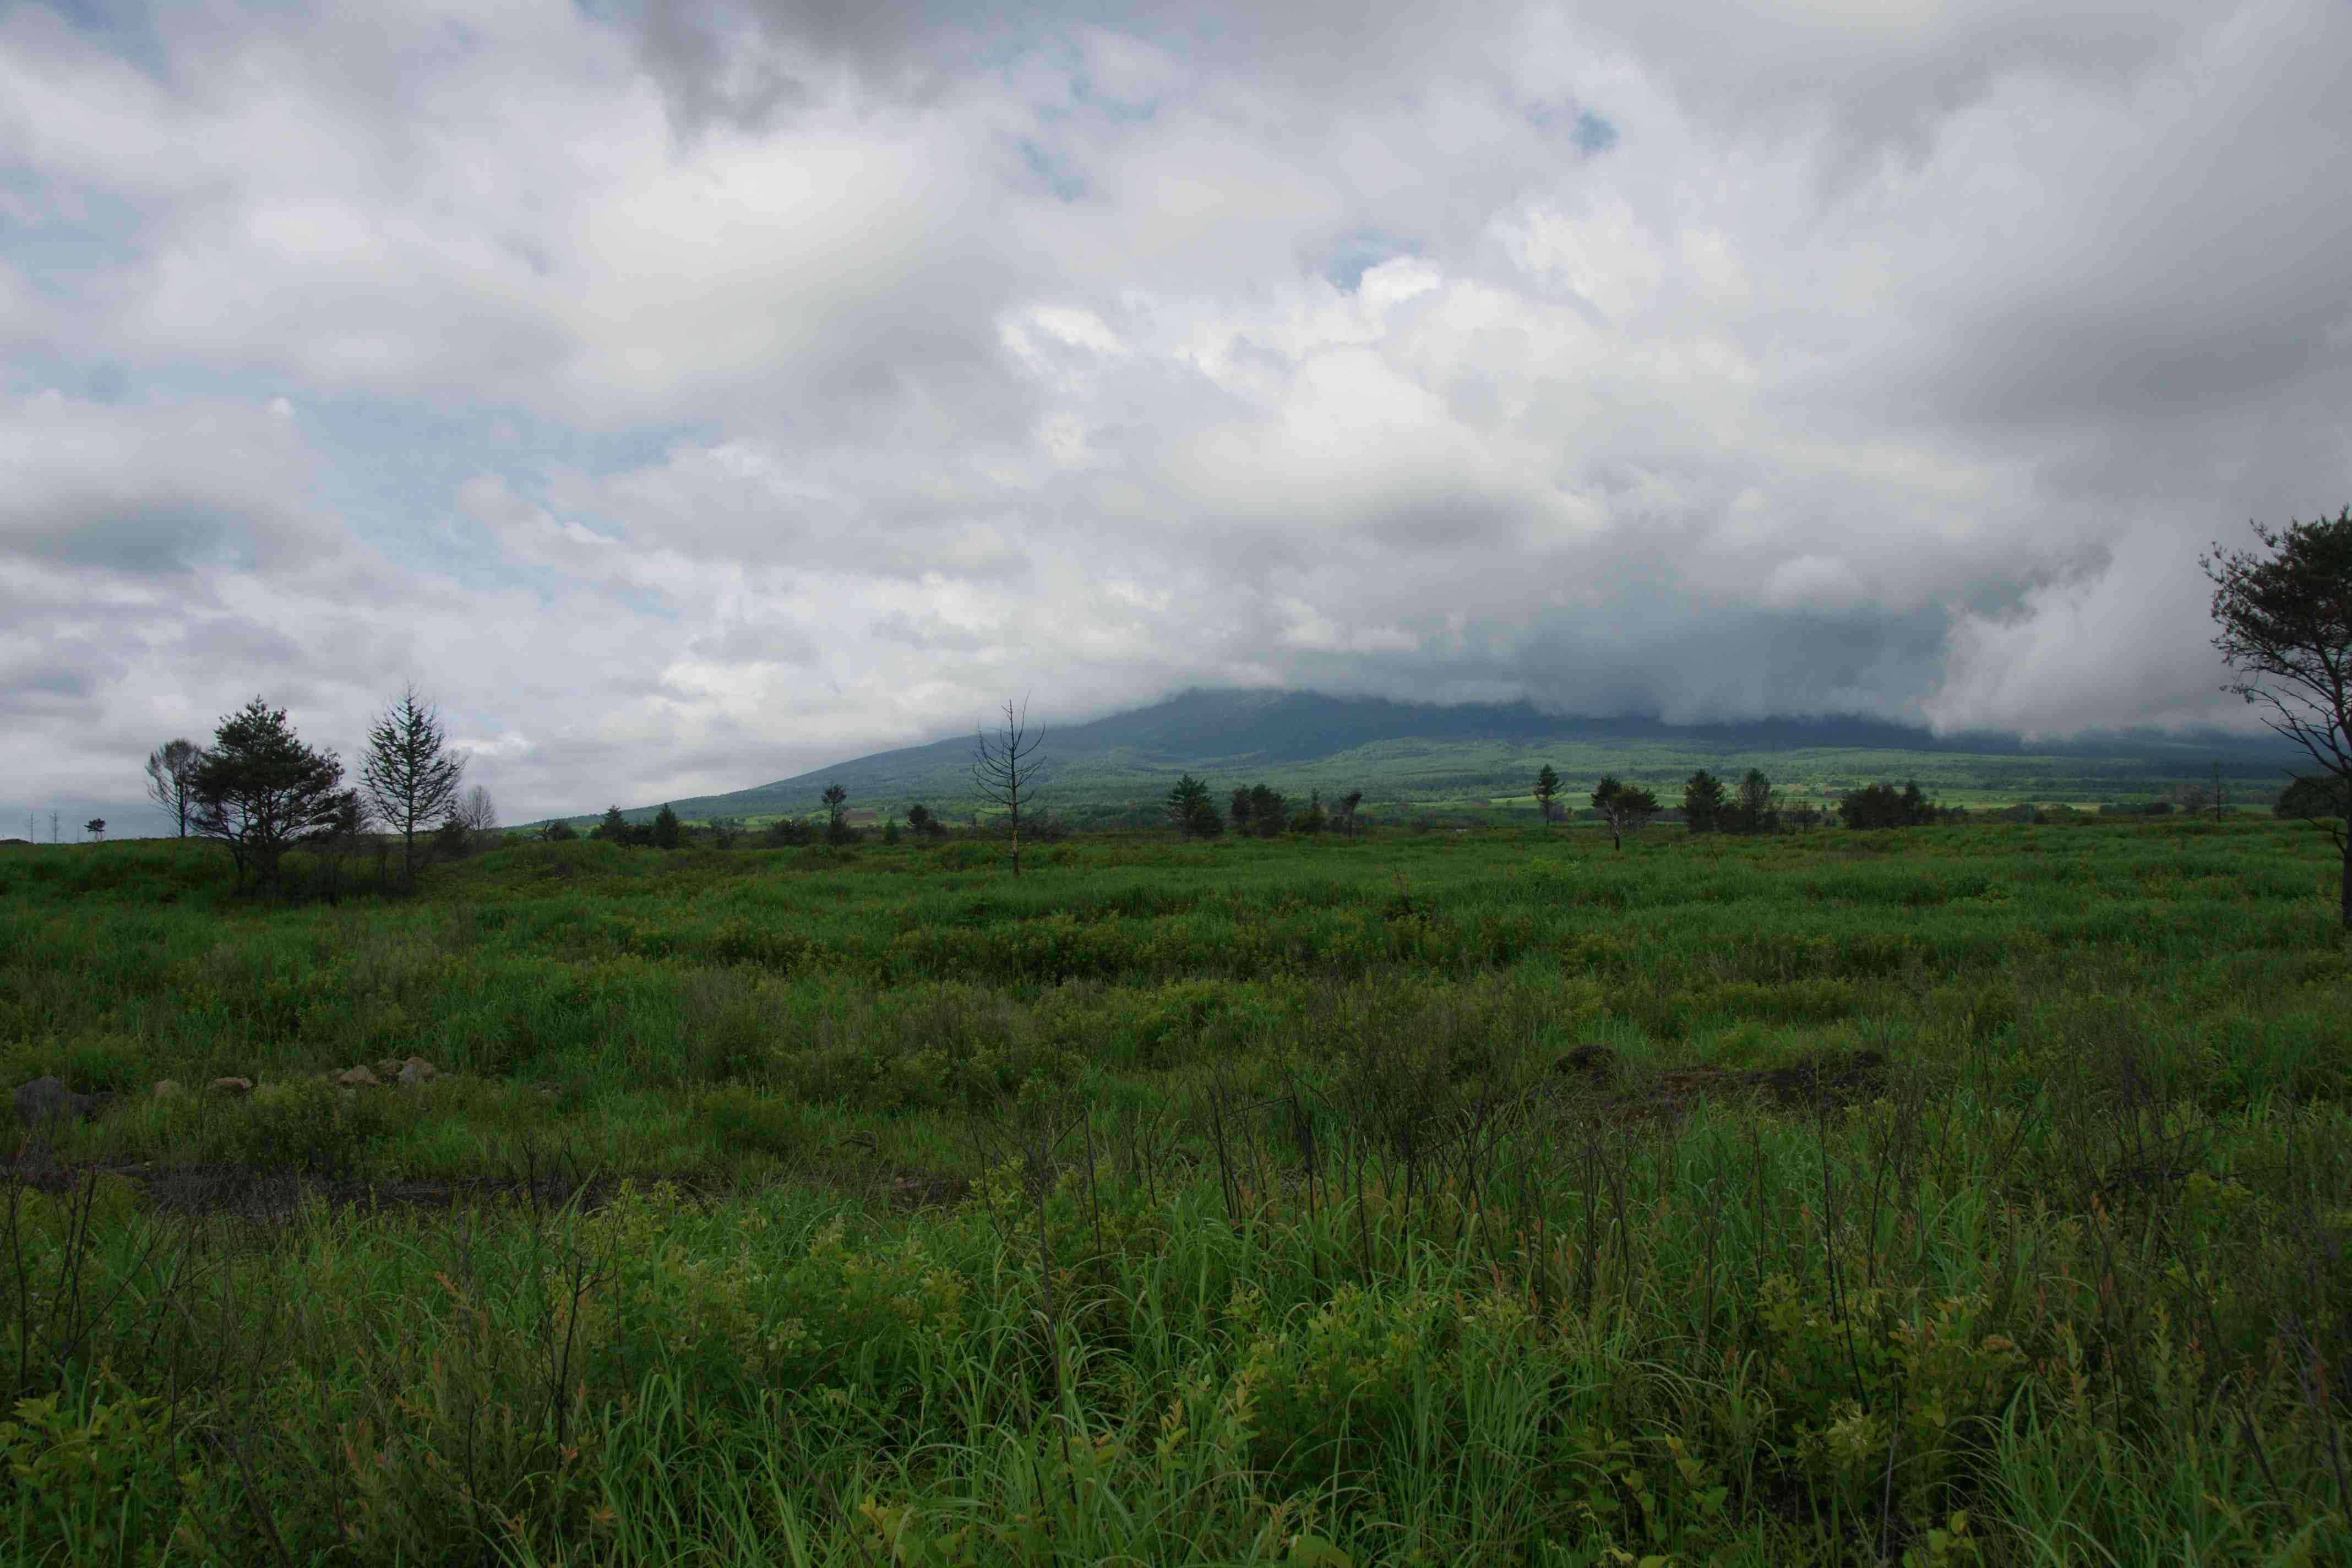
(4, 819), (2349, 1564)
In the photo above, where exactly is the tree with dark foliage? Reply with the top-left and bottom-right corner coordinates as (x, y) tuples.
(1166, 774), (1219, 837)
(192, 699), (347, 890)
(308, 790), (371, 904)
(1732, 768), (1778, 834)
(1244, 783), (1288, 838)
(1292, 790), (1328, 836)
(2205, 508), (2352, 927)
(1682, 770), (1727, 834)
(1534, 764), (1562, 825)
(1839, 781), (1936, 829)
(1591, 775), (1658, 850)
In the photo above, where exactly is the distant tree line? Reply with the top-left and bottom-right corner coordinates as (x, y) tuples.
(1158, 775), (1367, 841)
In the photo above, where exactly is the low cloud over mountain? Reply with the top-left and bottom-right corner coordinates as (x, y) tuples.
(6, 1), (2347, 830)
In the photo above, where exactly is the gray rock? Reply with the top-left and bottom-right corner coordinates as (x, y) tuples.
(209, 1076), (253, 1096)
(397, 1057), (437, 1086)
(15, 1075), (95, 1130)
(335, 1065), (380, 1089)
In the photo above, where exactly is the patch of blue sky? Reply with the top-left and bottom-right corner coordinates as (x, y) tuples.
(1525, 100), (1618, 155)
(1319, 231), (1419, 293)
(1013, 135), (1090, 202)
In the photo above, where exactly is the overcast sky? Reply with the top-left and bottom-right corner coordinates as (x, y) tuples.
(5, 0), (2348, 834)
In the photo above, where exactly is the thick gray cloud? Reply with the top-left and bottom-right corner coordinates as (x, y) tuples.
(3, 0), (2348, 830)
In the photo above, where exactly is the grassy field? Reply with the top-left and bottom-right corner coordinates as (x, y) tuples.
(4, 820), (2349, 1564)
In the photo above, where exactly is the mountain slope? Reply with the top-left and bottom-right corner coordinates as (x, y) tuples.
(543, 689), (2299, 829)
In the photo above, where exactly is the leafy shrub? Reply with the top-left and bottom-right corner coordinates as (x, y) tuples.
(936, 842), (993, 872)
(200, 1076), (399, 1177)
(0, 1387), (208, 1562)
(703, 1087), (804, 1159)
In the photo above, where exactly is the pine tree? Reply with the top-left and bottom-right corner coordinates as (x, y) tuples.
(1534, 764), (1562, 824)
(361, 686), (465, 888)
(1682, 770), (1726, 834)
(192, 698), (347, 889)
(1166, 774), (1217, 837)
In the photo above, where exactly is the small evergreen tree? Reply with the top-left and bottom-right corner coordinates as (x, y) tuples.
(544, 820), (579, 841)
(1682, 770), (1727, 834)
(1339, 790), (1364, 839)
(1166, 774), (1219, 837)
(1534, 764), (1562, 825)
(1292, 789), (1328, 836)
(361, 685), (465, 889)
(1245, 783), (1289, 838)
(1723, 767), (1778, 834)
(821, 783), (851, 845)
(592, 805), (629, 842)
(652, 804), (683, 849)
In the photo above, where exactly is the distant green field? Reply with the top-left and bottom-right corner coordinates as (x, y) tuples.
(4, 821), (2346, 1563)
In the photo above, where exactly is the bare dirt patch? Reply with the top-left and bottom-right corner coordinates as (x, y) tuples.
(10, 1153), (970, 1228)
(1555, 1046), (1890, 1124)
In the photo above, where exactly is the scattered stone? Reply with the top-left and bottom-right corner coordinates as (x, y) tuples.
(15, 1075), (96, 1130)
(153, 1079), (179, 1099)
(335, 1065), (380, 1089)
(209, 1076), (253, 1096)
(373, 1058), (406, 1084)
(398, 1057), (438, 1086)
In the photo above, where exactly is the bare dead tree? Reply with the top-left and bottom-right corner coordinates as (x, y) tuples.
(972, 696), (1047, 876)
(145, 738), (204, 837)
(455, 783), (499, 852)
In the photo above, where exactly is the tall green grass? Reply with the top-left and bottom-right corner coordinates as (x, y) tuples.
(3, 819), (2347, 1562)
